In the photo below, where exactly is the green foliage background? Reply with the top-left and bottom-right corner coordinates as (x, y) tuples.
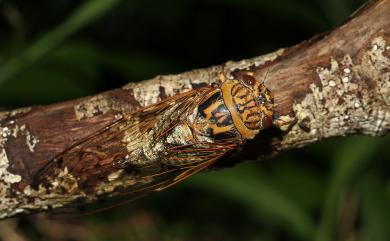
(0, 1), (389, 241)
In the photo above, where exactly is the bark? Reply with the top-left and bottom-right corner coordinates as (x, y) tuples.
(0, 0), (389, 219)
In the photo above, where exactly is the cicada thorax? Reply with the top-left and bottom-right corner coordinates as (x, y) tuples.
(191, 73), (274, 142)
(193, 89), (238, 140)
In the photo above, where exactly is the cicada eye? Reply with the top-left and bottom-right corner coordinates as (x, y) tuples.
(241, 74), (256, 86)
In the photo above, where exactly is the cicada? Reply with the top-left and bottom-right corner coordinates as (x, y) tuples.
(35, 72), (273, 199)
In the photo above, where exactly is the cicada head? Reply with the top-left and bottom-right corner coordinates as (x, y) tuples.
(220, 73), (274, 139)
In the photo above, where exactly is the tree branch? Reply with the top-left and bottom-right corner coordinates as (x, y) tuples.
(0, 0), (389, 219)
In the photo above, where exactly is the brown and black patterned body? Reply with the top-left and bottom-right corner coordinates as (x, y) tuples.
(195, 89), (238, 139)
(34, 72), (274, 195)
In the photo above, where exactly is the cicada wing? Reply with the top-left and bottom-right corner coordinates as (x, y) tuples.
(44, 141), (236, 219)
(33, 86), (212, 189)
(82, 145), (235, 213)
(124, 137), (238, 194)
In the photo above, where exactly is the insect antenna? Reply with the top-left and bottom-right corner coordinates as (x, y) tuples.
(259, 61), (279, 84)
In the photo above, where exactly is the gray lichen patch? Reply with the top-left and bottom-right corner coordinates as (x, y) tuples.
(9, 124), (40, 152)
(46, 167), (80, 194)
(123, 49), (284, 107)
(273, 115), (296, 131)
(0, 122), (23, 218)
(124, 69), (219, 107)
(0, 167), (86, 219)
(1, 163), (155, 219)
(0, 123), (23, 186)
(74, 93), (142, 121)
(224, 48), (285, 75)
(0, 150), (21, 184)
(74, 94), (111, 120)
(26, 133), (39, 152)
(0, 112), (8, 122)
(107, 169), (124, 182)
(360, 37), (390, 105)
(282, 37), (390, 148)
(9, 107), (32, 117)
(0, 107), (32, 123)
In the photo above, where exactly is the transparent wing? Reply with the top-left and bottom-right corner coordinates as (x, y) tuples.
(33, 86), (215, 189)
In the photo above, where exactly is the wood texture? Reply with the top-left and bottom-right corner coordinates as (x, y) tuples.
(0, 0), (389, 219)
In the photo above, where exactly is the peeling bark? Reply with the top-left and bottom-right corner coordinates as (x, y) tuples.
(0, 0), (389, 219)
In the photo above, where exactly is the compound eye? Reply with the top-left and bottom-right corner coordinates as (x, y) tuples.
(241, 74), (256, 86)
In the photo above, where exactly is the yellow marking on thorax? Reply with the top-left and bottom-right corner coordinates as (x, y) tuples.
(203, 99), (223, 120)
(209, 124), (233, 135)
(221, 80), (259, 139)
(202, 97), (234, 135)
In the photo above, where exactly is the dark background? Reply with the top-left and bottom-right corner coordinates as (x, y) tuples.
(0, 1), (389, 241)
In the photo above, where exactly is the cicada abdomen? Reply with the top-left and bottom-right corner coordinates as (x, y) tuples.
(35, 72), (273, 196)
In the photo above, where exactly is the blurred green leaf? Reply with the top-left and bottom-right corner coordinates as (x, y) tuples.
(316, 0), (350, 25)
(101, 50), (180, 81)
(265, 160), (326, 212)
(48, 41), (179, 85)
(224, 0), (327, 30)
(315, 137), (384, 241)
(360, 170), (390, 241)
(0, 41), (107, 105)
(0, 0), (122, 85)
(50, 41), (103, 67)
(188, 164), (315, 240)
(0, 66), (91, 105)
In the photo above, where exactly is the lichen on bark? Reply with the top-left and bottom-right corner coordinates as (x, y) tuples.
(282, 36), (390, 148)
(0, 0), (389, 220)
